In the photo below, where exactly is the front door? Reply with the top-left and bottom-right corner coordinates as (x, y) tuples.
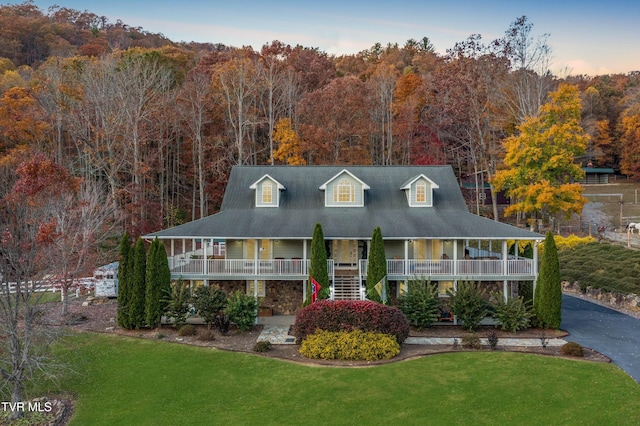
(333, 240), (358, 268)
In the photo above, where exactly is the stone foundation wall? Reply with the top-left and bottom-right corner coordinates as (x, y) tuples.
(262, 281), (304, 315)
(209, 280), (304, 316)
(562, 281), (640, 315)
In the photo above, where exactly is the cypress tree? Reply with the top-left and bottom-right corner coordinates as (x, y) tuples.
(130, 237), (147, 329)
(157, 241), (172, 319)
(534, 231), (562, 329)
(366, 226), (388, 303)
(306, 223), (329, 305)
(116, 232), (131, 328)
(145, 239), (160, 327)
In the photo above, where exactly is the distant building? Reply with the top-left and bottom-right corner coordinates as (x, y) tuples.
(93, 262), (118, 298)
(580, 167), (615, 184)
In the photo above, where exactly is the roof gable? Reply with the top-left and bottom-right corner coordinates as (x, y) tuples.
(319, 169), (370, 191)
(319, 169), (370, 207)
(249, 174), (285, 207)
(401, 174), (439, 207)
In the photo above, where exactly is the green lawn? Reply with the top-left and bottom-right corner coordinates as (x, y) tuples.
(47, 332), (640, 426)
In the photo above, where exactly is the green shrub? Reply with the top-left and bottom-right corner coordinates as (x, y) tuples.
(561, 341), (584, 357)
(486, 330), (499, 350)
(253, 340), (273, 352)
(191, 285), (227, 330)
(178, 324), (197, 336)
(163, 279), (191, 329)
(447, 281), (489, 332)
(196, 329), (216, 341)
(294, 300), (410, 344)
(225, 290), (258, 331)
(398, 280), (440, 329)
(559, 242), (640, 295)
(491, 292), (533, 333)
(216, 312), (230, 335)
(299, 329), (400, 361)
(461, 333), (481, 349)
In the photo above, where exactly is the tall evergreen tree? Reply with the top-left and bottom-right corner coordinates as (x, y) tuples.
(145, 238), (170, 328)
(116, 232), (131, 328)
(306, 223), (329, 305)
(534, 231), (562, 328)
(366, 226), (388, 303)
(157, 241), (172, 318)
(130, 237), (147, 329)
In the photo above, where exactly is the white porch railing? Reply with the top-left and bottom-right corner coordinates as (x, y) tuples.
(168, 258), (335, 277)
(364, 258), (534, 278)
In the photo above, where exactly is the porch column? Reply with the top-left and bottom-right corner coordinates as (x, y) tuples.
(502, 240), (508, 276)
(532, 241), (539, 303)
(302, 240), (307, 275)
(254, 240), (259, 275)
(203, 239), (209, 276)
(404, 240), (409, 275)
(170, 239), (175, 257)
(452, 280), (458, 326)
(453, 240), (458, 275)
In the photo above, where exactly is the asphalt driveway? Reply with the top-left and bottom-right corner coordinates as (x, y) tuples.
(561, 294), (640, 383)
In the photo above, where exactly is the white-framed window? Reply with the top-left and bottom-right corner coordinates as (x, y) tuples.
(262, 181), (273, 204)
(335, 178), (354, 203)
(416, 181), (427, 203)
(247, 280), (266, 297)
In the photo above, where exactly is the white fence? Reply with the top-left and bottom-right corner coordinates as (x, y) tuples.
(168, 257), (534, 278)
(365, 258), (534, 278)
(168, 258), (335, 277)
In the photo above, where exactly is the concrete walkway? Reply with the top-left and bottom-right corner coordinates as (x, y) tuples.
(256, 315), (567, 348)
(257, 316), (296, 345)
(405, 337), (567, 347)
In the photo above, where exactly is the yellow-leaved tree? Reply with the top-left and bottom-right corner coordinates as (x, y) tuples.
(492, 83), (589, 226)
(273, 118), (306, 165)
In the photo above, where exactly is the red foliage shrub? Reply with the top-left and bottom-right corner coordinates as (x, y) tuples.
(293, 300), (410, 343)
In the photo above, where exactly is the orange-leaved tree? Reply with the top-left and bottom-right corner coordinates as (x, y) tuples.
(620, 114), (640, 179)
(273, 118), (306, 165)
(492, 83), (589, 227)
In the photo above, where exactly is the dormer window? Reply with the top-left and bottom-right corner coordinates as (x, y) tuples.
(335, 178), (355, 203)
(250, 174), (285, 207)
(401, 175), (439, 207)
(416, 181), (427, 203)
(262, 181), (273, 204)
(320, 169), (369, 207)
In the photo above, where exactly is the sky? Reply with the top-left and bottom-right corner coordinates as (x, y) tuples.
(26, 0), (640, 76)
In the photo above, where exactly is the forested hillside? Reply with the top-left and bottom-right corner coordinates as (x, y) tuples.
(1, 2), (639, 257)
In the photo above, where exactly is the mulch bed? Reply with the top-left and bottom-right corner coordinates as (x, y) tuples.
(41, 297), (610, 365)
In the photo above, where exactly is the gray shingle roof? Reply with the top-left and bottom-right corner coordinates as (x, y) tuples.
(146, 165), (543, 241)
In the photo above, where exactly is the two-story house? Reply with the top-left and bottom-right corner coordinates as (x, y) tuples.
(145, 166), (544, 315)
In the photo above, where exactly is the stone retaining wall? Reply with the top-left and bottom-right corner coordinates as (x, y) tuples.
(562, 281), (640, 316)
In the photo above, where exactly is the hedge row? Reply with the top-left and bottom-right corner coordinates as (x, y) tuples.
(293, 300), (410, 343)
(300, 329), (400, 361)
